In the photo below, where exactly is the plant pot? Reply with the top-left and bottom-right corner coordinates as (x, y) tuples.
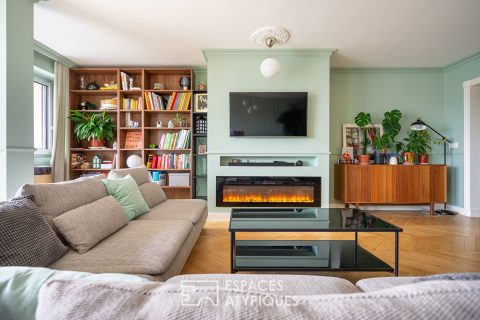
(403, 152), (415, 165)
(419, 154), (429, 164)
(89, 138), (105, 148)
(357, 154), (370, 165)
(374, 152), (386, 164)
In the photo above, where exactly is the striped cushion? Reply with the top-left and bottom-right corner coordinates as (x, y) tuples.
(0, 195), (67, 267)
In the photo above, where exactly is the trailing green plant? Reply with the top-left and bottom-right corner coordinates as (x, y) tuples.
(403, 130), (432, 155)
(69, 111), (116, 142)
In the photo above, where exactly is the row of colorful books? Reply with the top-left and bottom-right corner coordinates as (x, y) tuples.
(144, 92), (191, 110)
(146, 154), (191, 170)
(122, 98), (142, 110)
(159, 130), (190, 150)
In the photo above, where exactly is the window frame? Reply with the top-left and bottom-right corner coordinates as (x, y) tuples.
(33, 75), (54, 154)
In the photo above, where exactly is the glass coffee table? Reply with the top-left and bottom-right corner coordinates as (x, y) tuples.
(229, 208), (403, 276)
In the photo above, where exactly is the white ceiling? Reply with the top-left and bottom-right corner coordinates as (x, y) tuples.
(34, 0), (480, 68)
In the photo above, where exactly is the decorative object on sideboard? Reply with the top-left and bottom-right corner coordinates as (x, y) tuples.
(251, 26), (290, 78)
(69, 111), (116, 148)
(194, 93), (208, 112)
(410, 117), (457, 215)
(179, 76), (191, 90)
(343, 123), (383, 159)
(86, 80), (100, 90)
(126, 154), (143, 168)
(402, 129), (431, 165)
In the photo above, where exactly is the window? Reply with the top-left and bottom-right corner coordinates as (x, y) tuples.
(33, 78), (53, 152)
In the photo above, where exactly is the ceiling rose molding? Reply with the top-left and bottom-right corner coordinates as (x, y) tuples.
(251, 26), (290, 47)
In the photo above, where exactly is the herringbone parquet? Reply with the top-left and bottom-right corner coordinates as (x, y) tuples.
(181, 211), (480, 283)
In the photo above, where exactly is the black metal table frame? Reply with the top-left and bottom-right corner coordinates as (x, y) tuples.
(229, 226), (401, 276)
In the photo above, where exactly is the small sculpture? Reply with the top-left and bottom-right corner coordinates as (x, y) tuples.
(179, 76), (190, 90)
(197, 81), (207, 91)
(153, 83), (165, 90)
(128, 78), (134, 90)
(156, 120), (162, 128)
(168, 120), (174, 128)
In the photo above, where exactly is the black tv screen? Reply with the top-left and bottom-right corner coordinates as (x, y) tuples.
(230, 92), (307, 137)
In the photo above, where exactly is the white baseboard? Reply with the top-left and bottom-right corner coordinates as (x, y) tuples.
(447, 205), (480, 217)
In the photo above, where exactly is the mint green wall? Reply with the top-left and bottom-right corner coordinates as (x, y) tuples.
(34, 50), (54, 74)
(0, 0), (34, 200)
(193, 68), (207, 89)
(204, 49), (333, 213)
(329, 69), (445, 204)
(443, 53), (480, 207)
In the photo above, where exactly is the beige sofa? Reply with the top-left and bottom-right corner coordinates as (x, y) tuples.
(16, 167), (207, 281)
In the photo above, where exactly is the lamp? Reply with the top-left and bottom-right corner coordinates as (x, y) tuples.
(251, 26), (290, 78)
(410, 118), (457, 215)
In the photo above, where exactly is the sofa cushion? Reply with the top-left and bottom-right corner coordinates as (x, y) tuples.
(49, 220), (193, 275)
(138, 183), (167, 208)
(137, 199), (207, 224)
(0, 267), (151, 320)
(102, 175), (150, 221)
(0, 196), (68, 267)
(53, 196), (128, 253)
(36, 278), (480, 320)
(167, 274), (359, 295)
(108, 166), (151, 186)
(16, 178), (108, 229)
(357, 273), (480, 292)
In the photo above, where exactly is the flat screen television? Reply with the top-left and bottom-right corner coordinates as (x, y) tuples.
(230, 92), (307, 137)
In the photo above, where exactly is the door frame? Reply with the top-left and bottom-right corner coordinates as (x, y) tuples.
(463, 77), (480, 216)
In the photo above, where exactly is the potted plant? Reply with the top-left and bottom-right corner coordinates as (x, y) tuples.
(355, 109), (403, 164)
(402, 130), (431, 164)
(357, 128), (371, 165)
(69, 111), (116, 147)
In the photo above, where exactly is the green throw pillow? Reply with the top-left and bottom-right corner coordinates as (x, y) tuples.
(102, 175), (150, 220)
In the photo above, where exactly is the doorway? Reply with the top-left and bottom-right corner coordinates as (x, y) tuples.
(464, 77), (480, 216)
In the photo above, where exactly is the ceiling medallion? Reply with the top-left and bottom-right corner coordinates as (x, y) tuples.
(251, 26), (290, 79)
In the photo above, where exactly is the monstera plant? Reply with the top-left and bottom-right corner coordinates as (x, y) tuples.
(355, 109), (403, 164)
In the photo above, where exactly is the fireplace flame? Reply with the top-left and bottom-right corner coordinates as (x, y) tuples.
(223, 194), (314, 203)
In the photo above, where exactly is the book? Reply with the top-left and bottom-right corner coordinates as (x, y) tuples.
(124, 132), (142, 149)
(146, 154), (154, 169)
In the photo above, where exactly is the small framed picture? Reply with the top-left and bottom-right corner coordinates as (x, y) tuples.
(342, 123), (383, 156)
(198, 144), (207, 154)
(194, 94), (208, 112)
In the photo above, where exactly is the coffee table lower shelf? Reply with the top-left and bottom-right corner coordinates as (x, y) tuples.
(232, 240), (393, 273)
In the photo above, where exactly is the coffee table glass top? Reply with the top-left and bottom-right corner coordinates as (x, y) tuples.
(229, 208), (402, 232)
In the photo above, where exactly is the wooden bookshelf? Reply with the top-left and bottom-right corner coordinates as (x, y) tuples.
(68, 67), (194, 199)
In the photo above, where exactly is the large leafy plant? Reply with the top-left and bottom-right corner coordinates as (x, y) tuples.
(355, 109), (403, 153)
(403, 130), (432, 155)
(69, 111), (116, 142)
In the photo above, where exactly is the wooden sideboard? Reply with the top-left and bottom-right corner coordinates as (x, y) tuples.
(334, 164), (447, 215)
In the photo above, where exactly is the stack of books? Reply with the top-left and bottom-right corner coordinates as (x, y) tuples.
(144, 92), (191, 110)
(122, 98), (142, 110)
(158, 129), (190, 150)
(146, 154), (190, 170)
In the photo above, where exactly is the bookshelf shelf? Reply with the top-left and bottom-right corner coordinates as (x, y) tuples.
(144, 127), (190, 130)
(68, 67), (195, 199)
(70, 90), (118, 95)
(147, 168), (190, 172)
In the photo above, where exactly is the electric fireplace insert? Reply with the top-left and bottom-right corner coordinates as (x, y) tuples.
(216, 176), (321, 207)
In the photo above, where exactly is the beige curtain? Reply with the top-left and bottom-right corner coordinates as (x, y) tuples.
(50, 62), (69, 182)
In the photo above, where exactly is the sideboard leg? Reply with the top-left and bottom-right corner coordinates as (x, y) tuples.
(429, 203), (435, 215)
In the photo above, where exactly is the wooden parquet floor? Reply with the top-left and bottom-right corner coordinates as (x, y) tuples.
(181, 211), (480, 283)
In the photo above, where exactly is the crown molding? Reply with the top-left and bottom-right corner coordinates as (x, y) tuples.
(202, 48), (336, 61)
(33, 40), (77, 68)
(444, 51), (480, 71)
